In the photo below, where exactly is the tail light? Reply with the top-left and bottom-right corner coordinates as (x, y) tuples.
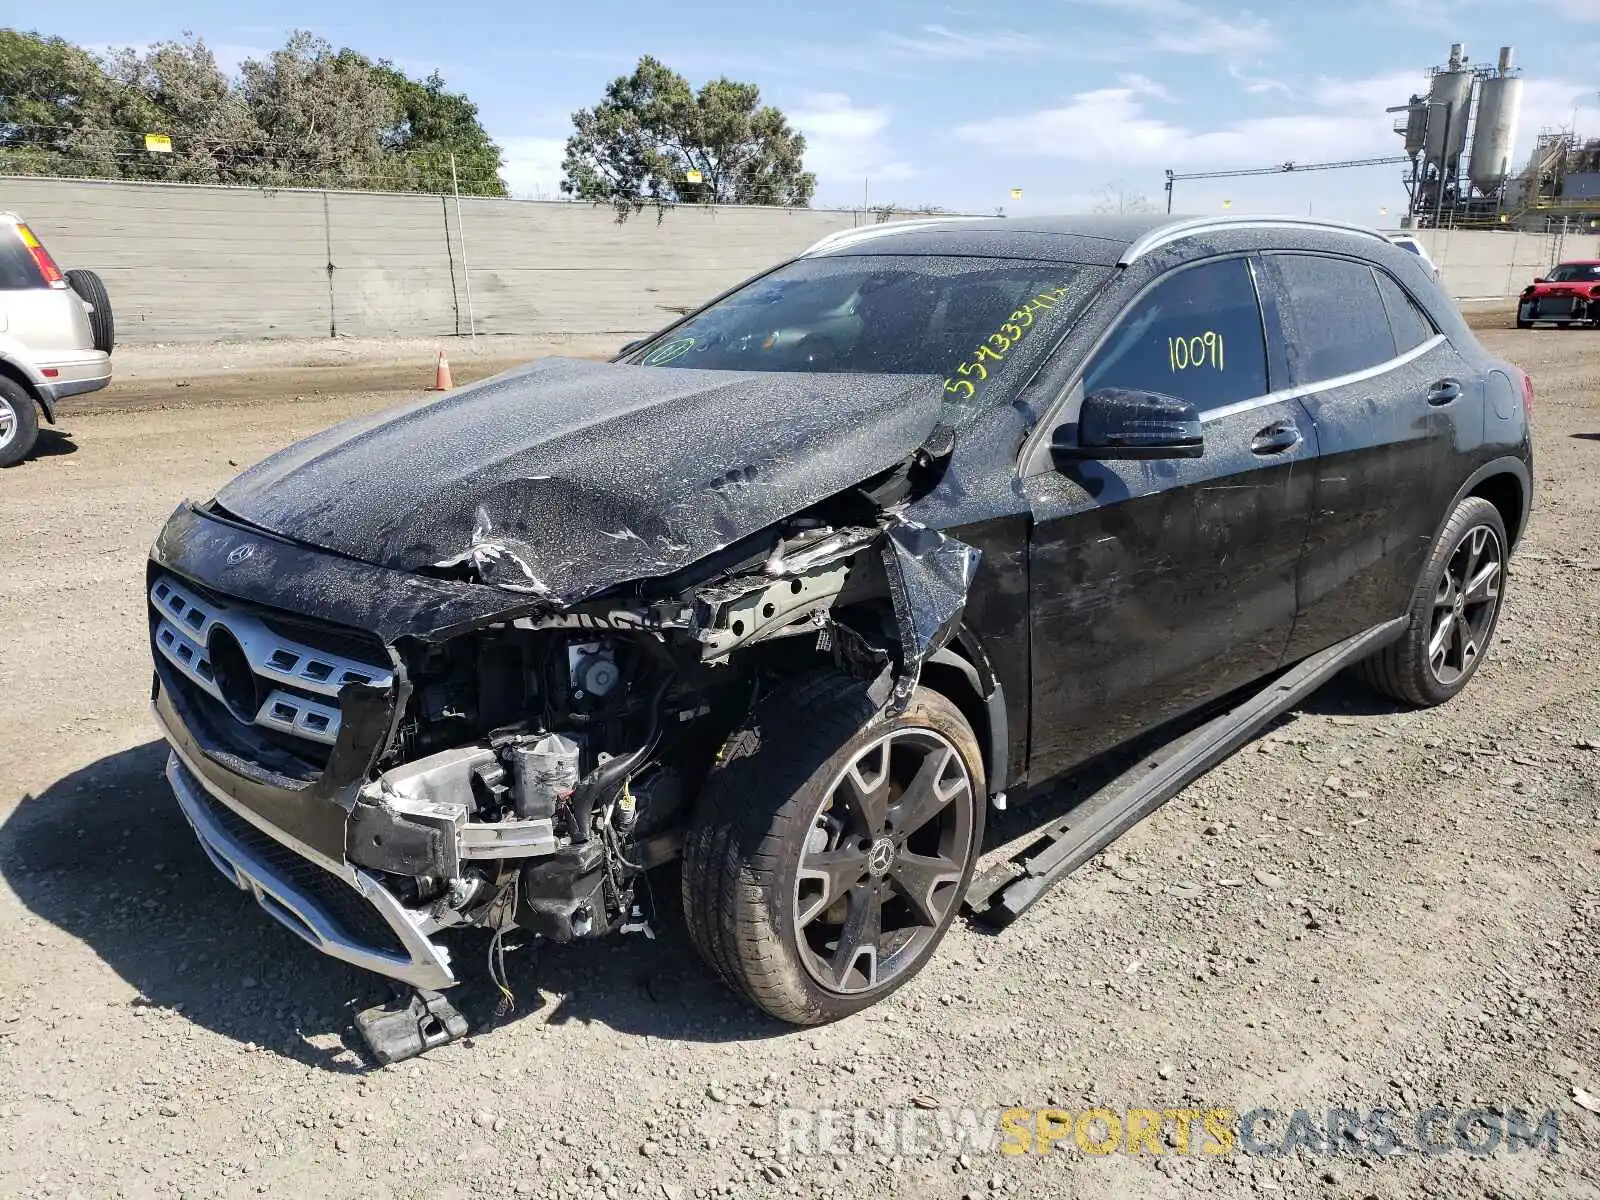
(14, 223), (67, 289)
(1521, 372), (1535, 418)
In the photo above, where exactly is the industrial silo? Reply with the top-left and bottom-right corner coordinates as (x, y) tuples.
(1398, 96), (1429, 157)
(1470, 47), (1524, 195)
(1424, 44), (1474, 171)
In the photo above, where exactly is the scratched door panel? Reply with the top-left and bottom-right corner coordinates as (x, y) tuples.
(1024, 399), (1317, 775)
(1258, 253), (1479, 661)
(1023, 254), (1315, 780)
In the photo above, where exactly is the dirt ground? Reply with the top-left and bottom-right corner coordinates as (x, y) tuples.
(0, 313), (1597, 1200)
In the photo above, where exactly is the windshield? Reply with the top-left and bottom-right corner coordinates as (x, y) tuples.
(1547, 263), (1600, 282)
(623, 253), (1103, 413)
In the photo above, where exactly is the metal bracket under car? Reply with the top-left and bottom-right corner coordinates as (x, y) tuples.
(354, 987), (470, 1065)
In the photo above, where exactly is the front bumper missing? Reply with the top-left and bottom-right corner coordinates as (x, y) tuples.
(163, 747), (456, 992)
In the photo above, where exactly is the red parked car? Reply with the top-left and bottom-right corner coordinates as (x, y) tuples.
(1518, 260), (1600, 328)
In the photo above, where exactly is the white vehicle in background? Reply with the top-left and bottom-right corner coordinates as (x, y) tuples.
(0, 212), (114, 467)
(1385, 232), (1441, 283)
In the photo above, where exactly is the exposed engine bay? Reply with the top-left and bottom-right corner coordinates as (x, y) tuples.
(145, 356), (991, 1060)
(346, 498), (978, 958)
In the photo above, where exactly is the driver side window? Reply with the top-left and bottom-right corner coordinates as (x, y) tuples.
(1082, 257), (1270, 413)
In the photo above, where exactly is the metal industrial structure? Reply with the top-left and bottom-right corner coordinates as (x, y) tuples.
(1388, 42), (1600, 231)
(1388, 43), (1525, 228)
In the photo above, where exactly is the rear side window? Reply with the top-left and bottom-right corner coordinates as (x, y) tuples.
(1081, 256), (1269, 413)
(1375, 272), (1437, 354)
(0, 236), (40, 290)
(1265, 254), (1397, 385)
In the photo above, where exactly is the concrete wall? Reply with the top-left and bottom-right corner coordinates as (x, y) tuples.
(0, 176), (893, 343)
(4, 175), (1586, 344)
(1408, 227), (1599, 300)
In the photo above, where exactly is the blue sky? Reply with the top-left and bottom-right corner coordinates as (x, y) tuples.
(31, 0), (1600, 223)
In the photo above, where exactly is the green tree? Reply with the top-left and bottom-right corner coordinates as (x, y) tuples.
(236, 32), (397, 188)
(364, 62), (506, 196)
(96, 37), (258, 183)
(561, 56), (814, 218)
(0, 28), (506, 195)
(0, 30), (115, 176)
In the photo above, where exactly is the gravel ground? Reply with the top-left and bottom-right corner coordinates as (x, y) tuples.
(0, 317), (1596, 1200)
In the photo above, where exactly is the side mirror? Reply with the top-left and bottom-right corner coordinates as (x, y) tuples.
(1532, 277), (1546, 284)
(1053, 388), (1204, 460)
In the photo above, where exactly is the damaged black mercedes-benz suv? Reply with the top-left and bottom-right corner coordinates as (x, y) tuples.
(149, 214), (1532, 1041)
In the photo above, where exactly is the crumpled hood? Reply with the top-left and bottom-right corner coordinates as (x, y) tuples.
(216, 356), (945, 604)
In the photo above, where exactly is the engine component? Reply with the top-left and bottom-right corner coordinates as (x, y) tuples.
(567, 640), (619, 700)
(518, 842), (609, 941)
(506, 732), (581, 819)
(626, 767), (684, 839)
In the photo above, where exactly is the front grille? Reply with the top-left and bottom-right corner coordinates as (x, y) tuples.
(187, 781), (407, 957)
(149, 574), (394, 756)
(1535, 295), (1578, 316)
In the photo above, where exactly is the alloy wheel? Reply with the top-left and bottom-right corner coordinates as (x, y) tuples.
(793, 727), (974, 995)
(0, 397), (15, 449)
(1428, 524), (1504, 686)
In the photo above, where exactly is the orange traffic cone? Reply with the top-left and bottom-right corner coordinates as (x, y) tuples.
(433, 350), (454, 391)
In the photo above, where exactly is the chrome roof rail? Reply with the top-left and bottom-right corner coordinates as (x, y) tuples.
(801, 215), (990, 257)
(1119, 215), (1393, 266)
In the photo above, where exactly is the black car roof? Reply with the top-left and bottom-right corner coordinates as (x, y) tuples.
(803, 213), (1395, 268)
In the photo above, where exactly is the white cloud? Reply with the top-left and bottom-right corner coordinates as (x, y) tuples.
(880, 24), (1054, 61)
(497, 135), (567, 200)
(1118, 73), (1172, 100)
(1228, 63), (1293, 97)
(956, 69), (1594, 175)
(791, 93), (918, 201)
(1062, 0), (1277, 56)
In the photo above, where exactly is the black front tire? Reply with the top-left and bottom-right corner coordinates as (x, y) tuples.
(0, 376), (40, 467)
(66, 268), (114, 355)
(682, 672), (985, 1025)
(1355, 496), (1509, 707)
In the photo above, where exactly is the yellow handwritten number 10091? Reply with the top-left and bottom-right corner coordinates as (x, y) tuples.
(1169, 331), (1225, 373)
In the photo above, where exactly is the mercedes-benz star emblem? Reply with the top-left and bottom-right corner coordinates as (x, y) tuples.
(227, 543), (256, 565)
(866, 837), (896, 878)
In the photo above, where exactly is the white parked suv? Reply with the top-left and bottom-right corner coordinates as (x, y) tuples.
(1385, 232), (1441, 283)
(0, 212), (113, 466)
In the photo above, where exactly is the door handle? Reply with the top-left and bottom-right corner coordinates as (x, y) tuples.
(1428, 379), (1462, 406)
(1251, 422), (1303, 455)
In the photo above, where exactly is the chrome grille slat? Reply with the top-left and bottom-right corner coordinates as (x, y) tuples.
(149, 575), (392, 747)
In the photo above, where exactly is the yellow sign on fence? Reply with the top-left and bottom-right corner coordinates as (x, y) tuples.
(145, 133), (173, 154)
(685, 169), (703, 184)
(1010, 188), (1023, 200)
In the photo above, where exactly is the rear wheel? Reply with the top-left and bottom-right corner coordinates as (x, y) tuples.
(0, 377), (40, 467)
(1355, 496), (1508, 707)
(682, 673), (984, 1024)
(65, 268), (114, 355)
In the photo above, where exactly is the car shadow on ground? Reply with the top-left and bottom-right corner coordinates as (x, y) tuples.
(976, 673), (1410, 889)
(2, 429), (79, 467)
(0, 741), (790, 1072)
(5, 674), (1405, 1068)
(31, 429), (80, 458)
(1572, 432), (1600, 442)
